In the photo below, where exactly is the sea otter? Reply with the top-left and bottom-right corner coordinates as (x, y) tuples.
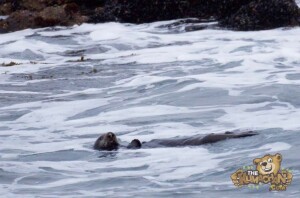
(93, 131), (258, 151)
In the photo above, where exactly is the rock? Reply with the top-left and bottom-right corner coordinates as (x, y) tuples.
(20, 0), (49, 12)
(215, 0), (253, 19)
(0, 10), (38, 32)
(37, 5), (87, 27)
(0, 0), (20, 13)
(0, 0), (299, 32)
(0, 4), (88, 32)
(0, 2), (13, 15)
(94, 0), (300, 31)
(220, 0), (300, 30)
(98, 0), (193, 23)
(94, 0), (254, 23)
(13, 0), (67, 11)
(0, 0), (100, 32)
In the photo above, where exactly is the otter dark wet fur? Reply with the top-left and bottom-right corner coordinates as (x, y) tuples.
(127, 139), (142, 149)
(94, 131), (258, 151)
(93, 132), (119, 151)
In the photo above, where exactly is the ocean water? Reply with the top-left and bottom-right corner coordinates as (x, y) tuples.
(1, 10), (300, 198)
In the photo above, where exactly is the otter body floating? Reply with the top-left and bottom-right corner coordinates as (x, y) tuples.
(94, 131), (258, 151)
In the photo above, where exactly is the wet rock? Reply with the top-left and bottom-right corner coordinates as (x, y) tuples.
(215, 0), (253, 19)
(220, 0), (300, 31)
(0, 3), (88, 32)
(93, 0), (300, 31)
(10, 0), (68, 12)
(94, 0), (254, 23)
(0, 10), (38, 32)
(37, 5), (87, 27)
(0, 0), (299, 32)
(0, 0), (20, 13)
(0, 2), (13, 15)
(98, 0), (192, 23)
(20, 0), (49, 12)
(0, 0), (101, 32)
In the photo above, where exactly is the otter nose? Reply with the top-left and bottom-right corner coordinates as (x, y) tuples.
(107, 132), (114, 139)
(262, 162), (267, 166)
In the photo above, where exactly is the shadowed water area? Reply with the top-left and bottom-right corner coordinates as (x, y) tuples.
(0, 18), (300, 197)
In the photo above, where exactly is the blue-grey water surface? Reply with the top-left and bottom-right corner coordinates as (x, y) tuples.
(0, 19), (300, 197)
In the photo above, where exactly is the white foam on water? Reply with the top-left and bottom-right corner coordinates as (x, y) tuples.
(0, 15), (8, 20)
(218, 102), (300, 130)
(0, 90), (49, 95)
(3, 99), (109, 131)
(0, 29), (35, 45)
(104, 147), (221, 181)
(258, 142), (292, 152)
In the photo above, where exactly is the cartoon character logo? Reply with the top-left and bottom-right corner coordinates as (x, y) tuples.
(231, 153), (293, 191)
(253, 153), (282, 175)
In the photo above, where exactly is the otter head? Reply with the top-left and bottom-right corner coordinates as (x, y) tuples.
(94, 132), (119, 151)
(253, 153), (282, 175)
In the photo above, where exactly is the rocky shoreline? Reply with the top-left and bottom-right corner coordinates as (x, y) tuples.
(0, 0), (299, 33)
